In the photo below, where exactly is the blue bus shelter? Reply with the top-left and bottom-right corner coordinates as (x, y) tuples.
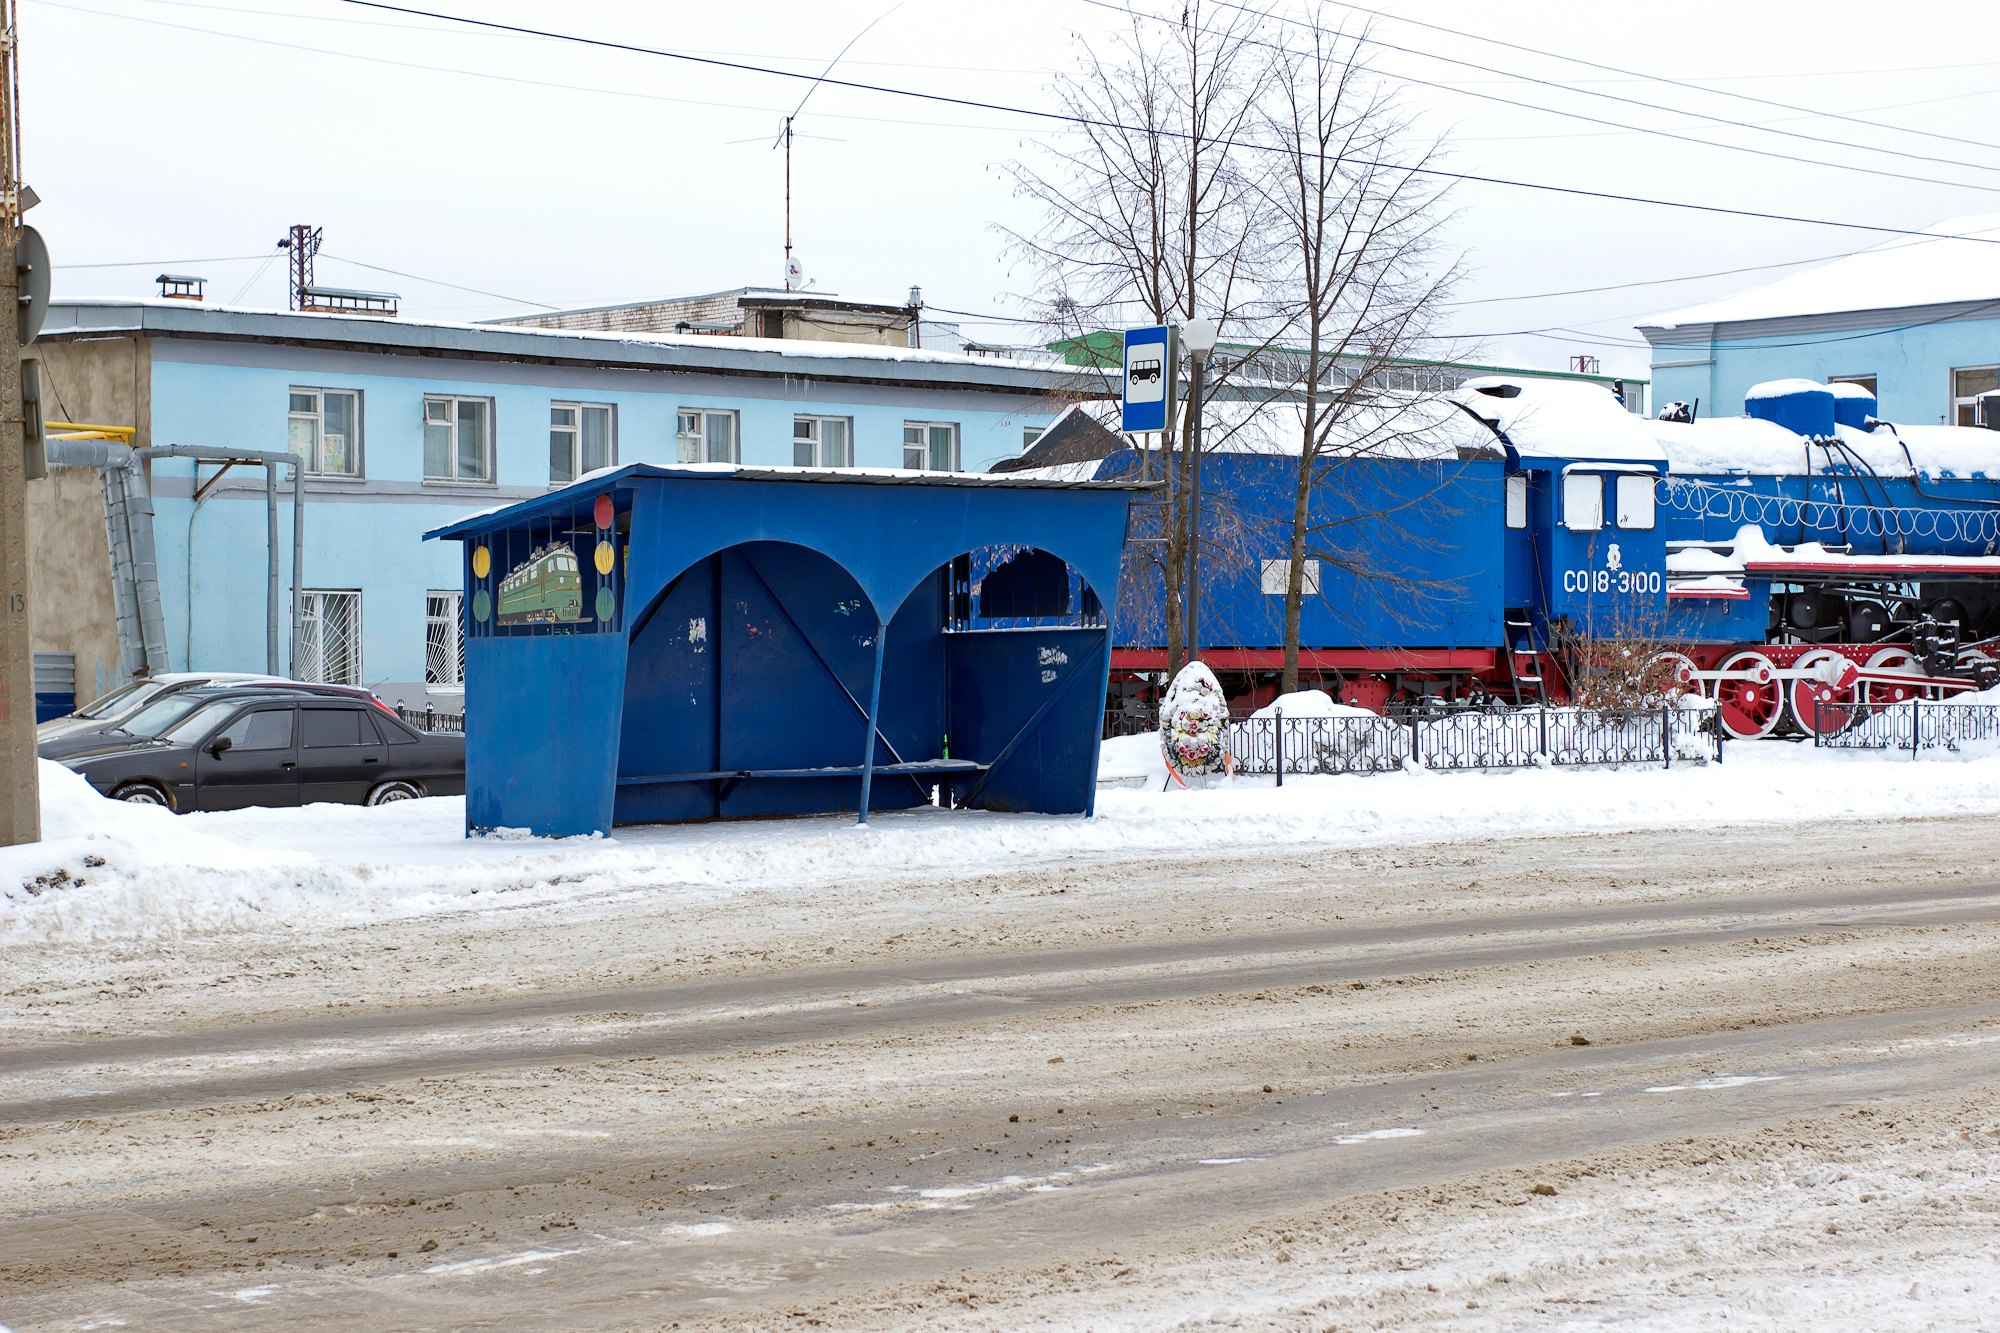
(425, 464), (1146, 836)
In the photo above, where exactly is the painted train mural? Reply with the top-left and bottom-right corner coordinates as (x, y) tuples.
(1016, 374), (2000, 741)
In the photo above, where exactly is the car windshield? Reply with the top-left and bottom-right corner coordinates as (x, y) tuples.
(158, 699), (260, 745)
(74, 680), (160, 720)
(110, 693), (215, 738)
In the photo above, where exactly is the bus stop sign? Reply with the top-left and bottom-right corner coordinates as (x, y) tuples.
(1121, 325), (1176, 434)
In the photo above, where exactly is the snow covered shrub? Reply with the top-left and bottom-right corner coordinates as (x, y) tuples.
(1160, 661), (1229, 778)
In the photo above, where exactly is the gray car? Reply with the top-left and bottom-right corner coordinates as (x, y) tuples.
(53, 688), (466, 811)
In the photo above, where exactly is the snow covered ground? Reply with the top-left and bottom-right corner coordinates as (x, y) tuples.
(8, 734), (2000, 948)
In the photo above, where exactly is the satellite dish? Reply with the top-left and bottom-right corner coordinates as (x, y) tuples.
(785, 256), (804, 287)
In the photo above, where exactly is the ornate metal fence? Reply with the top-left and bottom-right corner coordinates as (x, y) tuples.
(396, 703), (465, 735)
(1222, 705), (1719, 778)
(1815, 700), (2000, 755)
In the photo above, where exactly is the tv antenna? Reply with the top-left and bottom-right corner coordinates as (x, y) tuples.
(770, 5), (900, 292)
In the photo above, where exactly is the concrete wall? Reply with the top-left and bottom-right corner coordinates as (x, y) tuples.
(26, 337), (151, 706)
(1646, 311), (1999, 426)
(138, 338), (1059, 706)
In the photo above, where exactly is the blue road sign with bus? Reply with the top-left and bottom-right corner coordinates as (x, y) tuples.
(1121, 325), (1175, 434)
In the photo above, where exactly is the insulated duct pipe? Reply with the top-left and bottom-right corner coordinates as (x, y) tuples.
(136, 446), (306, 678)
(44, 438), (170, 679)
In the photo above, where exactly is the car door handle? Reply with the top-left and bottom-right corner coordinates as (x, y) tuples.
(365, 756), (380, 762)
(281, 762), (296, 769)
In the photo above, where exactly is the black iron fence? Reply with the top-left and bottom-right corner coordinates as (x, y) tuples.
(1222, 705), (1720, 778)
(1814, 700), (2000, 755)
(396, 703), (466, 735)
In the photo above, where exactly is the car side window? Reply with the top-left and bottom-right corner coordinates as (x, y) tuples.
(301, 708), (365, 747)
(215, 707), (294, 751)
(367, 712), (421, 745)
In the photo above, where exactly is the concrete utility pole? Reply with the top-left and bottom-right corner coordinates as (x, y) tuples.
(1, 0), (37, 846)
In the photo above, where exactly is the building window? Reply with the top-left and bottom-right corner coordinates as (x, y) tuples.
(426, 591), (464, 688)
(1953, 366), (1998, 427)
(1562, 473), (1603, 531)
(1615, 474), (1655, 529)
(1829, 374), (1877, 397)
(903, 421), (959, 472)
(288, 388), (361, 476)
(678, 409), (738, 464)
(423, 396), (493, 482)
(792, 415), (852, 467)
(298, 590), (361, 685)
(1023, 426), (1045, 448)
(1505, 474), (1528, 529)
(550, 403), (614, 485)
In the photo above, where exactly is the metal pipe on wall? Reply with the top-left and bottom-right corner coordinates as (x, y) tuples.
(137, 446), (305, 678)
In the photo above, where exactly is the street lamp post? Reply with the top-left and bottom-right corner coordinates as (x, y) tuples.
(1180, 317), (1217, 665)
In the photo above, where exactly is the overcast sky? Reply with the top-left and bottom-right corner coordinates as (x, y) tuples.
(24, 0), (1999, 382)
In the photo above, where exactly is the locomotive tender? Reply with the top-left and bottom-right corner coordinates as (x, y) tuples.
(1060, 375), (2000, 740)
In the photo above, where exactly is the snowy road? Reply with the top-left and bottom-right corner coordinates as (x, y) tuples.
(5, 810), (1999, 1330)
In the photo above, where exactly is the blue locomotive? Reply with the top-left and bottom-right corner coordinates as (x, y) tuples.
(1013, 375), (2000, 739)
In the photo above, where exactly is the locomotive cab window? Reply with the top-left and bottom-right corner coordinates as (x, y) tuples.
(1562, 473), (1603, 531)
(1504, 474), (1528, 529)
(1615, 474), (1655, 529)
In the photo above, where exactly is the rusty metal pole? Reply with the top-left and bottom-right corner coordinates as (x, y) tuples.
(1, 0), (38, 845)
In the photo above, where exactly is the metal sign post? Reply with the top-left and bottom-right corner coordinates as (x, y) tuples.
(1120, 325), (1177, 435)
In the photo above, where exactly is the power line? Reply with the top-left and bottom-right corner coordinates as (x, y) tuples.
(1444, 250), (1868, 306)
(317, 254), (556, 308)
(1090, 0), (2000, 191)
(33, 0), (1037, 136)
(333, 0), (2000, 249)
(55, 253), (270, 269)
(1282, 0), (2000, 156)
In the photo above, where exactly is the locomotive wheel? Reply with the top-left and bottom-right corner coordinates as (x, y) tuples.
(1648, 650), (1702, 700)
(1714, 651), (1783, 740)
(1861, 647), (1928, 706)
(1785, 649), (1859, 738)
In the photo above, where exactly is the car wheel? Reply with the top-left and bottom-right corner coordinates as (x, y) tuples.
(365, 780), (424, 806)
(111, 781), (175, 811)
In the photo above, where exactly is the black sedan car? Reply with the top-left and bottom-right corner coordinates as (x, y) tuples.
(53, 687), (465, 811)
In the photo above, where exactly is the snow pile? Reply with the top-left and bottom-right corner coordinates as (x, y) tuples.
(1654, 416), (1996, 477)
(1451, 377), (1665, 463)
(1159, 662), (1229, 778)
(10, 741), (2000, 947)
(1248, 689), (1375, 719)
(1744, 377), (1828, 401)
(1640, 212), (2000, 327)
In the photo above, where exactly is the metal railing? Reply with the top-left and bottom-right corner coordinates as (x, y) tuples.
(396, 704), (465, 735)
(1223, 704), (1720, 778)
(1814, 700), (2000, 755)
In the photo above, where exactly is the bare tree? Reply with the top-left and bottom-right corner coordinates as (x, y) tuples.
(999, 2), (1276, 681)
(1253, 13), (1464, 694)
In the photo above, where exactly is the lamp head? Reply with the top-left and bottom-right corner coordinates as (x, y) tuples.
(1182, 317), (1218, 353)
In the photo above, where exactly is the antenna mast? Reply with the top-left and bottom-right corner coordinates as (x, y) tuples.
(783, 117), (793, 292)
(282, 224), (322, 311)
(775, 4), (900, 293)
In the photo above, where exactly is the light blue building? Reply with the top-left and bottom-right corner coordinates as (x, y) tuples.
(30, 299), (1072, 709)
(1637, 214), (1999, 429)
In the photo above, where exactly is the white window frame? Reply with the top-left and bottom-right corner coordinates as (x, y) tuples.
(792, 415), (853, 468)
(549, 402), (616, 486)
(1505, 474), (1528, 529)
(426, 590), (464, 690)
(298, 590), (362, 686)
(1615, 474), (1655, 529)
(903, 421), (960, 472)
(288, 387), (363, 477)
(423, 395), (495, 484)
(1562, 472), (1603, 531)
(1951, 365), (1998, 428)
(1023, 426), (1046, 449)
(677, 408), (739, 464)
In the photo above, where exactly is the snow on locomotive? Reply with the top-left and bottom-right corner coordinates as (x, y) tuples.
(1035, 374), (2000, 740)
